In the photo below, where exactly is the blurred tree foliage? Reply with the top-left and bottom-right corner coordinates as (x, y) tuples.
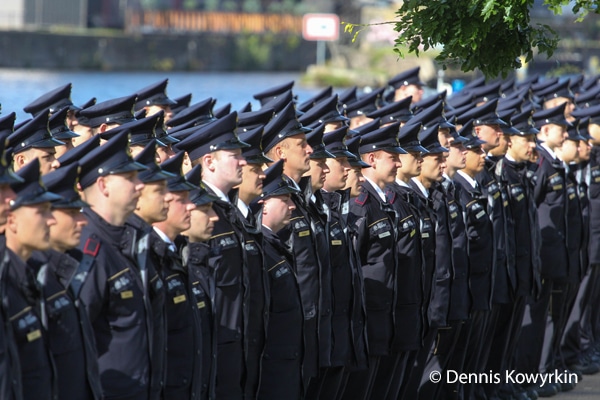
(344, 0), (600, 78)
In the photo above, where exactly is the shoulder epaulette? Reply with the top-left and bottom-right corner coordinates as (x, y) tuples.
(83, 236), (101, 257)
(355, 190), (369, 206)
(385, 189), (396, 204)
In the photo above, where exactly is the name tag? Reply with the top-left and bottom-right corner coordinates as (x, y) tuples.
(493, 192), (500, 199)
(379, 231), (391, 238)
(121, 290), (133, 299)
(569, 193), (575, 200)
(173, 294), (186, 304)
(197, 301), (205, 309)
(503, 201), (508, 207)
(27, 329), (41, 342)
(476, 210), (486, 219)
(595, 177), (600, 183)
(410, 229), (416, 237)
(331, 240), (342, 246)
(516, 194), (524, 201)
(552, 184), (563, 191)
(450, 212), (458, 219)
(298, 230), (310, 237)
(422, 233), (429, 238)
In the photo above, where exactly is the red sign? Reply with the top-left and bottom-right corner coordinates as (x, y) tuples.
(302, 13), (340, 41)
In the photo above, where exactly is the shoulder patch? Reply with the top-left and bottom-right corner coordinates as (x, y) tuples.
(355, 190), (369, 206)
(83, 237), (100, 257)
(385, 189), (396, 204)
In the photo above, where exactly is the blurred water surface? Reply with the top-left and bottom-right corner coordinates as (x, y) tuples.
(0, 69), (321, 123)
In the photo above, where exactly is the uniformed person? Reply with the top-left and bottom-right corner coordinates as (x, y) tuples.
(125, 141), (177, 400)
(341, 122), (405, 400)
(134, 79), (177, 123)
(33, 163), (102, 400)
(166, 97), (217, 133)
(383, 121), (429, 400)
(302, 124), (337, 399)
(174, 111), (251, 400)
(171, 93), (193, 116)
(0, 123), (24, 400)
(548, 119), (586, 378)
(152, 154), (207, 400)
(5, 159), (61, 400)
(236, 125), (271, 400)
(342, 135), (370, 198)
(366, 96), (413, 128)
(491, 110), (542, 400)
(73, 94), (137, 147)
(317, 126), (368, 399)
(249, 159), (305, 400)
(453, 122), (496, 399)
(343, 88), (382, 129)
(22, 83), (81, 130)
(576, 105), (600, 359)
(466, 101), (521, 398)
(563, 110), (600, 374)
(252, 80), (295, 107)
(297, 94), (349, 132)
(387, 66), (425, 104)
(305, 124), (336, 351)
(8, 111), (64, 175)
(180, 170), (220, 400)
(517, 103), (572, 397)
(406, 124), (454, 400)
(48, 106), (80, 159)
(75, 129), (152, 400)
(261, 102), (323, 385)
(391, 121), (437, 400)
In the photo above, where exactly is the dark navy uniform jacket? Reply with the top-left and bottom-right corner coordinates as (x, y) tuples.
(31, 249), (102, 400)
(587, 146), (600, 265)
(77, 208), (151, 400)
(322, 189), (368, 370)
(258, 227), (304, 400)
(402, 181), (436, 332)
(454, 172), (494, 311)
(0, 241), (23, 400)
(308, 189), (333, 369)
(435, 178), (470, 321)
(479, 157), (517, 304)
(574, 162), (590, 275)
(565, 165), (584, 283)
(409, 179), (450, 329)
(148, 229), (203, 400)
(181, 239), (218, 400)
(385, 181), (424, 351)
(277, 176), (324, 377)
(232, 196), (268, 400)
(533, 146), (569, 279)
(5, 249), (56, 400)
(205, 187), (248, 399)
(126, 214), (167, 400)
(348, 181), (397, 356)
(497, 158), (542, 298)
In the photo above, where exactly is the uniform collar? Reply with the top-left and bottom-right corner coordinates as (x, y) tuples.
(410, 177), (429, 198)
(363, 175), (387, 202)
(395, 178), (410, 188)
(540, 143), (558, 160)
(203, 180), (230, 203)
(237, 198), (249, 218)
(456, 170), (478, 189)
(153, 226), (176, 253)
